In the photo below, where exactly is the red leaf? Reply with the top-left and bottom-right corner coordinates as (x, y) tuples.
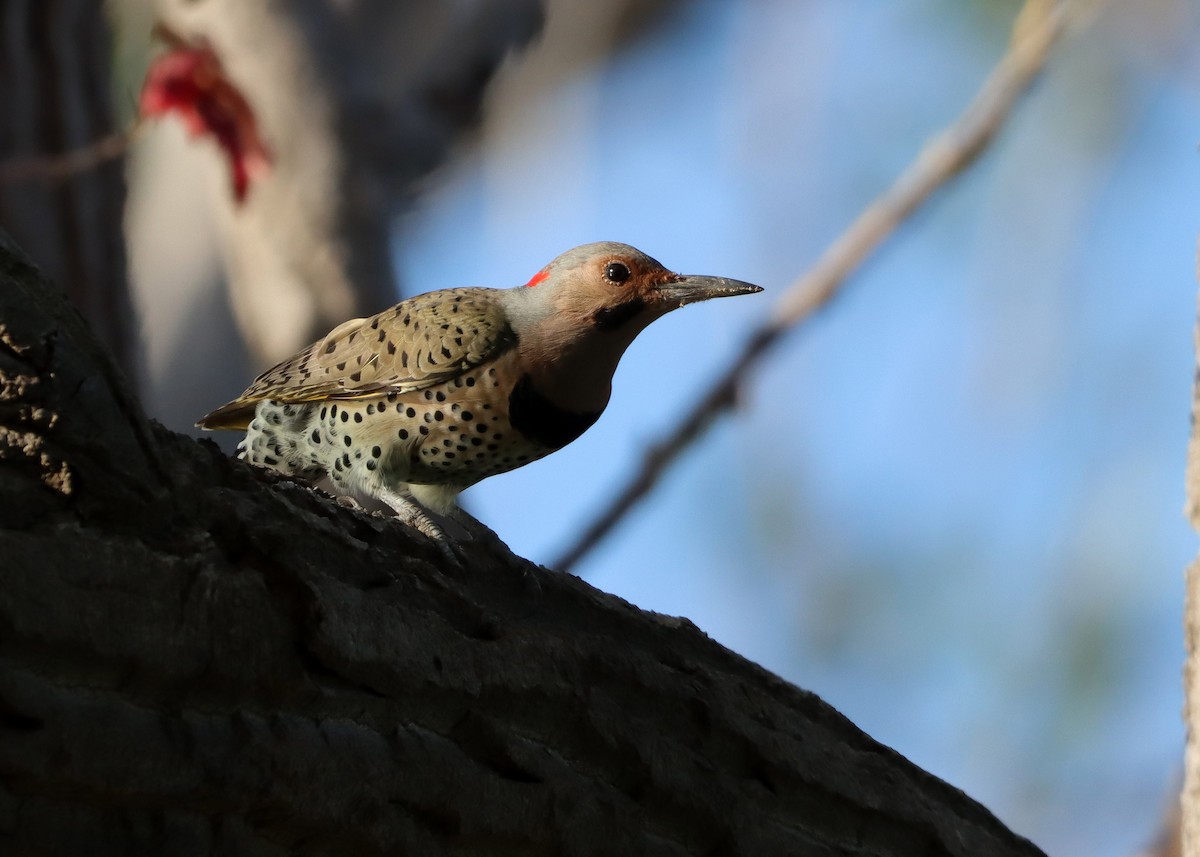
(140, 43), (272, 204)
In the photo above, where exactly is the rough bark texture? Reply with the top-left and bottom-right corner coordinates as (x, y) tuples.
(0, 229), (1045, 856)
(0, 0), (135, 381)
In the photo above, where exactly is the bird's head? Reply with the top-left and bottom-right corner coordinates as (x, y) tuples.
(502, 242), (762, 412)
(511, 242), (762, 346)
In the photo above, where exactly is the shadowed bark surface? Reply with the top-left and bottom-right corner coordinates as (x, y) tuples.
(0, 230), (1045, 856)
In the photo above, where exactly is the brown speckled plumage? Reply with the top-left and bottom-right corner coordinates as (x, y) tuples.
(198, 288), (516, 430)
(198, 242), (762, 549)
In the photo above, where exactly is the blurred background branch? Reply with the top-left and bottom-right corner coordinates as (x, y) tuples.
(0, 0), (137, 381)
(0, 121), (142, 185)
(553, 0), (1072, 574)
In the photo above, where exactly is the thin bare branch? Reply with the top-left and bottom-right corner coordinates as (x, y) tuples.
(0, 119), (145, 185)
(553, 0), (1072, 574)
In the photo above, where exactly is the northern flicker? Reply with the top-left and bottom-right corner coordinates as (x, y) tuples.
(198, 242), (762, 549)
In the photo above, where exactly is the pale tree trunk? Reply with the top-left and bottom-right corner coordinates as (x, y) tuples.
(128, 0), (543, 433)
(1183, 242), (1200, 857)
(148, 0), (544, 366)
(0, 227), (1046, 857)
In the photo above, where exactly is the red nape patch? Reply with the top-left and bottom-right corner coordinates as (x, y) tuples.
(139, 38), (272, 204)
(524, 269), (549, 288)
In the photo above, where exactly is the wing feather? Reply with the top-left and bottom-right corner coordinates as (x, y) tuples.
(197, 288), (515, 430)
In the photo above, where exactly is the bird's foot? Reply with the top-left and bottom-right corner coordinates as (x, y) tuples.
(377, 488), (462, 566)
(334, 494), (364, 511)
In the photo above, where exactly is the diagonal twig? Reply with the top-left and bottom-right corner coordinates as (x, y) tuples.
(553, 0), (1072, 574)
(0, 119), (146, 185)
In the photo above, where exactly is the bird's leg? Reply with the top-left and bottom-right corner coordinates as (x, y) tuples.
(375, 485), (460, 564)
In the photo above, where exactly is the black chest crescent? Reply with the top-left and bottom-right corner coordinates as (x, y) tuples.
(507, 374), (602, 449)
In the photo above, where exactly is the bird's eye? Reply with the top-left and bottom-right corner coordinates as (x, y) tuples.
(604, 261), (631, 284)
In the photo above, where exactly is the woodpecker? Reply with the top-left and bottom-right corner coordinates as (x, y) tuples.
(198, 242), (762, 548)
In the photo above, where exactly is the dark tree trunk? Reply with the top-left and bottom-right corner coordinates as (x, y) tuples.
(0, 0), (135, 382)
(0, 229), (1044, 856)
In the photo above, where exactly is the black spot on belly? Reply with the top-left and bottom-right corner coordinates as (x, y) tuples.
(508, 374), (601, 449)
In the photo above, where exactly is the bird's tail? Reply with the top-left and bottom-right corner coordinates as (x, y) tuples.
(195, 398), (256, 431)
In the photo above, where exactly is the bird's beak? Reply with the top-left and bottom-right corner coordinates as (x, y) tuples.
(652, 274), (763, 307)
